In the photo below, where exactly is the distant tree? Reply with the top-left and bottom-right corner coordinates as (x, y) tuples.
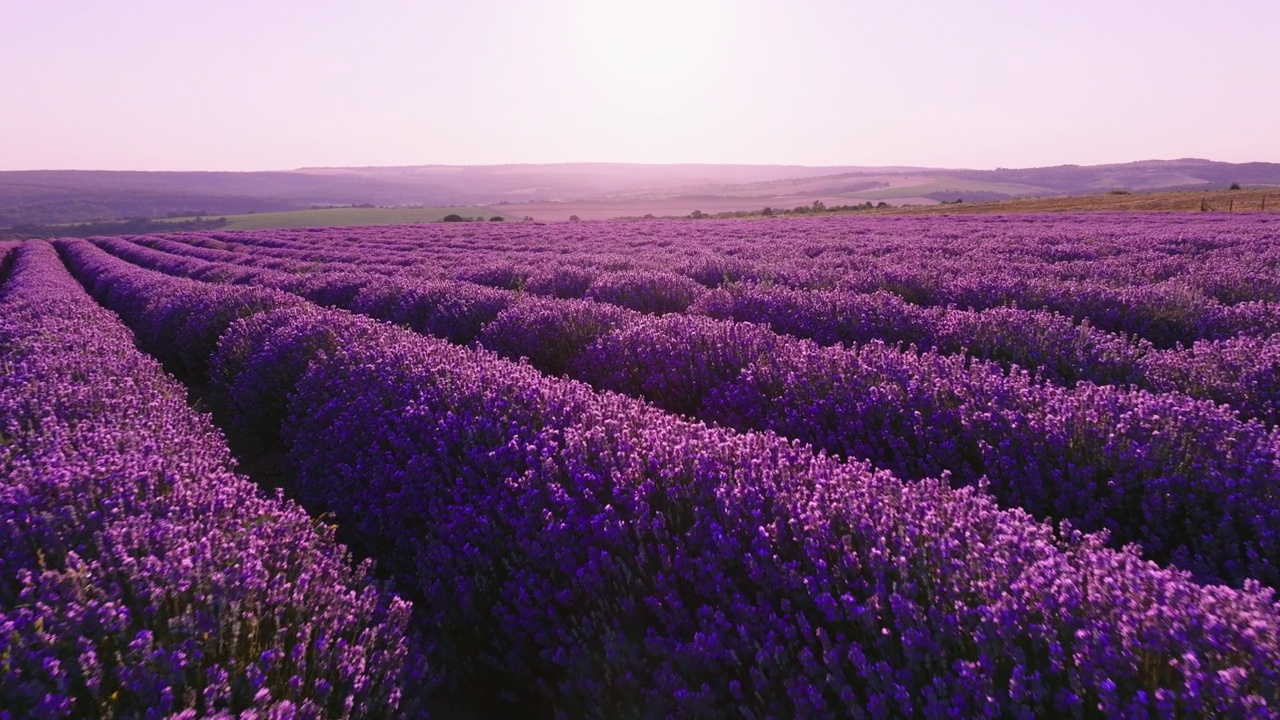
(489, 216), (505, 221)
(761, 207), (773, 216)
(1230, 182), (1242, 191)
(643, 214), (656, 219)
(812, 200), (826, 212)
(442, 214), (465, 222)
(689, 210), (705, 219)
(569, 215), (582, 222)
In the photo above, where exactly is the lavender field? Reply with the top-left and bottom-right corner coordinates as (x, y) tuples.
(5, 213), (1280, 718)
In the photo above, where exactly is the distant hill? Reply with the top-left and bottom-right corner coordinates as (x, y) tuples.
(2, 159), (1278, 227)
(881, 187), (1278, 216)
(948, 159), (1280, 193)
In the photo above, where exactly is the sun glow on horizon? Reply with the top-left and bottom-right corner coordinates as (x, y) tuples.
(566, 1), (737, 108)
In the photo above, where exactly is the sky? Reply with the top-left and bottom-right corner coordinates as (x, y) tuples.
(3, 0), (1277, 172)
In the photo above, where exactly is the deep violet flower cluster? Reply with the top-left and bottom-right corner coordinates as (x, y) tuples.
(522, 265), (599, 299)
(1139, 333), (1280, 428)
(584, 269), (708, 315)
(0, 241), (19, 277)
(0, 242), (413, 718)
(47, 234), (1280, 717)
(347, 275), (514, 344)
(476, 297), (636, 377)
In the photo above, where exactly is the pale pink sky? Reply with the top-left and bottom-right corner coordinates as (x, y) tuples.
(3, 0), (1277, 171)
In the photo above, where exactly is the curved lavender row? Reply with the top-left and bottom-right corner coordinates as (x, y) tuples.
(60, 239), (306, 381)
(94, 235), (299, 288)
(212, 305), (1280, 718)
(691, 283), (1280, 427)
(566, 313), (1280, 587)
(89, 236), (512, 346)
(0, 242), (413, 718)
(691, 283), (1153, 387)
(160, 214), (1280, 306)
(97, 234), (1280, 428)
(85, 237), (1280, 585)
(148, 214), (1280, 346)
(110, 235), (704, 323)
(835, 243), (1280, 349)
(1139, 334), (1280, 428)
(112, 233), (1146, 389)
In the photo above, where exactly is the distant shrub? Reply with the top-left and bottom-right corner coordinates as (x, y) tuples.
(442, 214), (465, 222)
(1230, 182), (1242, 191)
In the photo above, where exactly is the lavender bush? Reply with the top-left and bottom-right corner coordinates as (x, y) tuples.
(586, 269), (708, 315)
(0, 242), (414, 718)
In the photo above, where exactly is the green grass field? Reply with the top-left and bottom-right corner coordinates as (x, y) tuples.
(161, 206), (511, 231)
(842, 177), (1048, 201)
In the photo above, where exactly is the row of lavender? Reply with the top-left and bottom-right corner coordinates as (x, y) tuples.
(91, 233), (1280, 588)
(162, 214), (1280, 347)
(116, 231), (1280, 427)
(54, 237), (1280, 718)
(0, 242), (415, 717)
(171, 214), (1280, 300)
(693, 284), (1280, 423)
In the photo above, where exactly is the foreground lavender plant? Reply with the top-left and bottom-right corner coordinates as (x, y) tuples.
(0, 241), (414, 718)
